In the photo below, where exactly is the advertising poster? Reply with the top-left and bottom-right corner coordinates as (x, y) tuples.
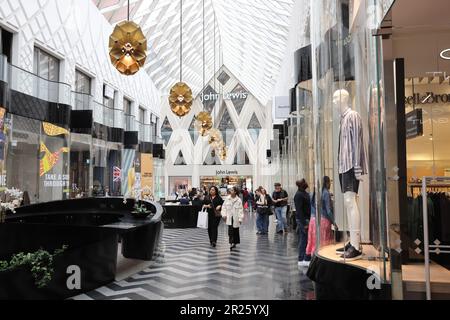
(141, 153), (153, 196)
(39, 122), (70, 201)
(0, 107), (7, 190)
(121, 149), (136, 197)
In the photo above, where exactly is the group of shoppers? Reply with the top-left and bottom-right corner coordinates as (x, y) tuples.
(254, 183), (289, 235)
(199, 177), (335, 263)
(202, 186), (244, 251)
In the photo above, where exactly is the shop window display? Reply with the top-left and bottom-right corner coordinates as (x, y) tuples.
(92, 139), (122, 197)
(310, 0), (389, 284)
(169, 176), (191, 199)
(70, 133), (92, 198)
(5, 115), (69, 204)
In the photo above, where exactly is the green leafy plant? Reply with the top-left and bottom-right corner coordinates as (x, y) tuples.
(131, 203), (151, 217)
(0, 245), (68, 288)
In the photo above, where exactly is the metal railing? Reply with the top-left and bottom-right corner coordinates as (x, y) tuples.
(72, 91), (93, 111)
(124, 113), (137, 132)
(153, 136), (163, 144)
(92, 101), (115, 128)
(0, 55), (7, 82)
(138, 121), (151, 142)
(8, 63), (71, 105)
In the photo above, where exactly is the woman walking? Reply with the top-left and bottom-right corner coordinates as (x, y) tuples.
(202, 186), (224, 248)
(255, 186), (272, 235)
(221, 186), (244, 251)
(306, 176), (335, 256)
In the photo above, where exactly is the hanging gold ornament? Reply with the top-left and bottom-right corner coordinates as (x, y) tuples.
(169, 82), (193, 117)
(109, 21), (147, 76)
(194, 112), (213, 136)
(208, 128), (223, 150)
(218, 141), (228, 160)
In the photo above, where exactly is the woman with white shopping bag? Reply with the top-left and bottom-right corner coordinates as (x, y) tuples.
(221, 186), (244, 251)
(202, 186), (224, 248)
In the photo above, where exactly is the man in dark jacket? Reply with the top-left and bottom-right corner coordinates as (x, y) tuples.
(294, 179), (311, 267)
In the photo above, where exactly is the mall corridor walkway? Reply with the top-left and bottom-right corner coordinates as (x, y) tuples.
(73, 212), (315, 300)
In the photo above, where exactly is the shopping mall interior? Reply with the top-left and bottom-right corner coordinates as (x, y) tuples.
(0, 0), (450, 305)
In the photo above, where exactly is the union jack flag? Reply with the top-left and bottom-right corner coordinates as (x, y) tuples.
(113, 167), (121, 182)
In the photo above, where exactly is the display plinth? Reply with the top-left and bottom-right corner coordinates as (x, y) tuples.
(307, 244), (391, 300)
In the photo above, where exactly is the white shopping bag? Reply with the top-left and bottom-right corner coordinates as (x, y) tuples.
(197, 209), (208, 229)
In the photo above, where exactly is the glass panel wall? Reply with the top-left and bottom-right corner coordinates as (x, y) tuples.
(310, 0), (389, 285)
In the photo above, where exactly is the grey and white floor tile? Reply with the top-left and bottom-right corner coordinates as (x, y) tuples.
(73, 212), (315, 300)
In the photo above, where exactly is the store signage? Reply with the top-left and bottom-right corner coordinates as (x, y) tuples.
(141, 154), (153, 193)
(406, 109), (423, 140)
(405, 92), (450, 105)
(273, 96), (291, 119)
(43, 174), (69, 188)
(201, 91), (249, 102)
(216, 169), (239, 176)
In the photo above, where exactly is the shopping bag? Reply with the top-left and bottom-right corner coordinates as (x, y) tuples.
(197, 209), (208, 229)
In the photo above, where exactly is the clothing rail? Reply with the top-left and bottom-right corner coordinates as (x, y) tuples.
(409, 183), (450, 197)
(422, 177), (450, 300)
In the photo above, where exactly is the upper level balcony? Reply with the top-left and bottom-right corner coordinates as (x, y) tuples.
(72, 91), (93, 111)
(92, 101), (123, 129)
(8, 61), (71, 106)
(138, 121), (151, 143)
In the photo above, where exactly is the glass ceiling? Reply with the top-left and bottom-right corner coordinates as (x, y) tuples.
(93, 0), (295, 104)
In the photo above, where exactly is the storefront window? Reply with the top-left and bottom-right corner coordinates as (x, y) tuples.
(92, 139), (122, 197)
(70, 133), (92, 198)
(310, 0), (388, 283)
(6, 115), (70, 204)
(153, 157), (165, 201)
(168, 176), (191, 198)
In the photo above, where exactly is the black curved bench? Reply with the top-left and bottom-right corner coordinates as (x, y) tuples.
(0, 197), (164, 300)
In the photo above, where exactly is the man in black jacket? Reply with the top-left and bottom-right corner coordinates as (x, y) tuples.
(294, 179), (311, 267)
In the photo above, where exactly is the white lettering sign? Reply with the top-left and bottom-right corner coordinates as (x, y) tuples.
(44, 174), (70, 188)
(201, 91), (249, 102)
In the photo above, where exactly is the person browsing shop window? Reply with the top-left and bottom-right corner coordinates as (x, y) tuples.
(306, 176), (335, 258)
(221, 186), (244, 251)
(294, 179), (311, 267)
(202, 186), (224, 248)
(272, 183), (289, 234)
(255, 186), (273, 235)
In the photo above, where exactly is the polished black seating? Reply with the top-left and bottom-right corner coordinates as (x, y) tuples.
(0, 197), (163, 300)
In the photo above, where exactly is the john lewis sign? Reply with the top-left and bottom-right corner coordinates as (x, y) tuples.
(201, 91), (249, 102)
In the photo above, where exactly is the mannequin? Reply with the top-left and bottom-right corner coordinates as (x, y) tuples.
(333, 89), (368, 261)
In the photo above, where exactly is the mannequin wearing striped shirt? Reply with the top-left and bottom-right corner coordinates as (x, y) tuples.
(333, 89), (367, 261)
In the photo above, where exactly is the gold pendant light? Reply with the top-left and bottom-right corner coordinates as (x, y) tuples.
(109, 1), (147, 76)
(169, 0), (192, 117)
(208, 128), (223, 150)
(194, 111), (213, 136)
(169, 82), (193, 117)
(218, 141), (227, 161)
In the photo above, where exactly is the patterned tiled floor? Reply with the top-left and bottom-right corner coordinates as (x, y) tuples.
(72, 211), (315, 300)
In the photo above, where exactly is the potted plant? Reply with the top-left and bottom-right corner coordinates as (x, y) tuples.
(131, 203), (152, 219)
(0, 245), (68, 290)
